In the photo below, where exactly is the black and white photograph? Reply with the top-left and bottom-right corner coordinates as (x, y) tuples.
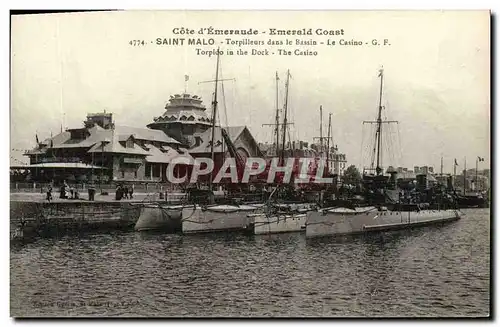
(9, 9), (491, 318)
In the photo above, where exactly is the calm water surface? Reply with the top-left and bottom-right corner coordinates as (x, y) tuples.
(10, 208), (490, 317)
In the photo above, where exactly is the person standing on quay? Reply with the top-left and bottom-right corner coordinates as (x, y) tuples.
(46, 185), (53, 202)
(88, 183), (96, 201)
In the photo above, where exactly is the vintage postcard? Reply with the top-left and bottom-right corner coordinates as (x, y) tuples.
(10, 10), (490, 318)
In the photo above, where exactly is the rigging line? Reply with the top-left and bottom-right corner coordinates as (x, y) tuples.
(392, 124), (399, 164)
(360, 123), (366, 172)
(365, 125), (374, 168)
(286, 80), (294, 144)
(389, 126), (396, 165)
(248, 66), (253, 130)
(384, 126), (391, 166)
(370, 123), (377, 170)
(384, 127), (393, 169)
(397, 123), (404, 165)
(220, 68), (229, 129)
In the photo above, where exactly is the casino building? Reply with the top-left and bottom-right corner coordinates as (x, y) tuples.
(16, 93), (263, 184)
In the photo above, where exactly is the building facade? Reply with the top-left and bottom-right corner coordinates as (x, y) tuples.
(259, 140), (347, 178)
(147, 93), (212, 147)
(19, 92), (263, 185)
(22, 113), (191, 184)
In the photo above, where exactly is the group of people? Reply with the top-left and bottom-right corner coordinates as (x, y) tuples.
(45, 181), (133, 202)
(45, 181), (83, 202)
(115, 184), (134, 200)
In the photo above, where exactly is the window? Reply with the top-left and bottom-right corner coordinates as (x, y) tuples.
(152, 164), (161, 178)
(126, 138), (134, 148)
(134, 170), (137, 179)
(121, 170), (125, 178)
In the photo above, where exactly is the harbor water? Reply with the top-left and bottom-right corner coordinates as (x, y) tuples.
(10, 208), (490, 317)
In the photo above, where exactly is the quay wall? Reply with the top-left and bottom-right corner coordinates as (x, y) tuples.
(10, 182), (179, 194)
(10, 200), (143, 240)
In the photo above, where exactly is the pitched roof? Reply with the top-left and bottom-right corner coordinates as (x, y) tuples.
(144, 144), (194, 163)
(189, 126), (247, 154)
(11, 162), (106, 169)
(87, 133), (150, 155)
(24, 148), (47, 155)
(113, 125), (179, 144)
(40, 131), (72, 146)
(48, 125), (180, 150)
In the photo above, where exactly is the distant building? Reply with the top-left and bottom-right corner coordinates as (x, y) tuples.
(21, 113), (190, 183)
(17, 92), (263, 184)
(258, 140), (347, 177)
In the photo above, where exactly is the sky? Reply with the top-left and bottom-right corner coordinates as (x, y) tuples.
(10, 10), (490, 173)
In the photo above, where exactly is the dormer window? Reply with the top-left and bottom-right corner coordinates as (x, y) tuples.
(126, 137), (134, 148)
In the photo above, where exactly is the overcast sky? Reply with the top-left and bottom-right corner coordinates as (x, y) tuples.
(11, 10), (490, 172)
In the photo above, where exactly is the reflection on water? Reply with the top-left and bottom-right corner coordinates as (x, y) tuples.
(10, 209), (490, 317)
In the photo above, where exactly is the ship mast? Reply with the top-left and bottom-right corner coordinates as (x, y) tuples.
(209, 48), (221, 192)
(313, 106), (329, 157)
(326, 113), (332, 173)
(281, 69), (291, 165)
(375, 67), (384, 176)
(363, 67), (398, 177)
(320, 105), (323, 153)
(274, 72), (280, 155)
(463, 157), (467, 195)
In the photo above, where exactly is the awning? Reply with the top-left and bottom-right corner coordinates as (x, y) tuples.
(10, 163), (107, 169)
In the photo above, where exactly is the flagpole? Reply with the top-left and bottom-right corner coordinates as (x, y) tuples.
(35, 131), (39, 181)
(463, 157), (466, 195)
(440, 155), (443, 175)
(475, 157), (478, 192)
(453, 159), (456, 187)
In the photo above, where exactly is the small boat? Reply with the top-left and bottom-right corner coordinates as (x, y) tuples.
(250, 200), (317, 235)
(182, 203), (265, 234)
(455, 193), (489, 208)
(134, 203), (188, 232)
(306, 205), (461, 238)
